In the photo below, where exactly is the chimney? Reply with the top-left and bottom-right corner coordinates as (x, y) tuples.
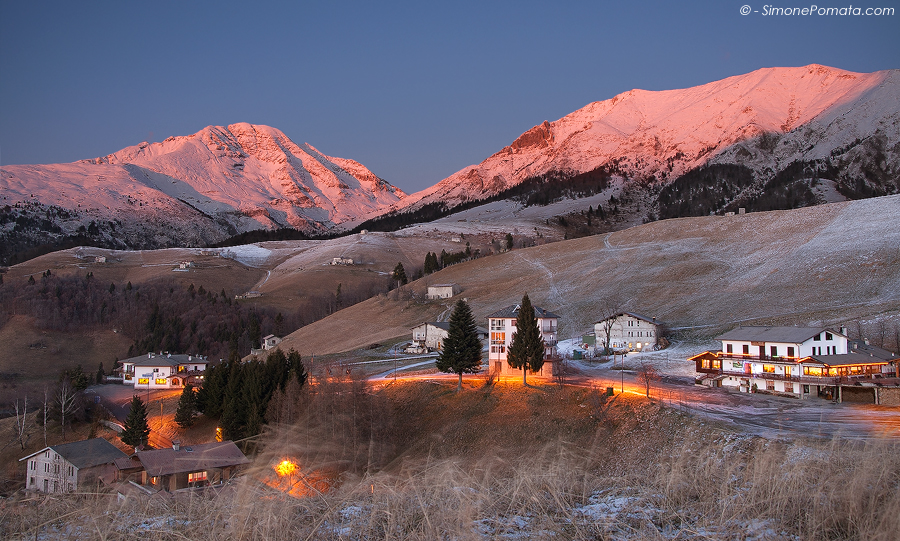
(173, 441), (181, 451)
(864, 338), (870, 346)
(148, 352), (151, 359)
(840, 326), (846, 336)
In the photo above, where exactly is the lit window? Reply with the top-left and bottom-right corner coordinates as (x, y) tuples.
(188, 471), (208, 483)
(137, 378), (149, 385)
(155, 378), (167, 385)
(762, 365), (775, 373)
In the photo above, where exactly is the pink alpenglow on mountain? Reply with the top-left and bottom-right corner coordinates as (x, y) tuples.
(1, 123), (405, 238)
(393, 64), (899, 212)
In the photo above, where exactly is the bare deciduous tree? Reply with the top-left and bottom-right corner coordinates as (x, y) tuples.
(56, 380), (79, 440)
(637, 362), (661, 398)
(14, 396), (30, 450)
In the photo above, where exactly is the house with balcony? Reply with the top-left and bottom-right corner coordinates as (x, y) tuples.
(120, 352), (208, 389)
(594, 312), (661, 353)
(487, 304), (560, 377)
(692, 326), (895, 400)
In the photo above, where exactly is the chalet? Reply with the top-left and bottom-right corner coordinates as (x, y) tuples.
(20, 438), (128, 493)
(128, 441), (250, 492)
(330, 257), (354, 266)
(408, 322), (488, 352)
(120, 352), (208, 389)
(692, 326), (897, 400)
(488, 304), (560, 377)
(427, 284), (461, 299)
(594, 312), (660, 353)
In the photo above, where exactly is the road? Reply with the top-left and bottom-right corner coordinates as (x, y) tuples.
(562, 366), (900, 440)
(86, 384), (180, 448)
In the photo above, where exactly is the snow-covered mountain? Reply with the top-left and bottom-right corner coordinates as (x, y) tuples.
(1, 123), (405, 259)
(388, 64), (899, 216)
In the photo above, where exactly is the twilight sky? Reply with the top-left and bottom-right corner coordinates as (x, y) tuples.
(1, 1), (898, 193)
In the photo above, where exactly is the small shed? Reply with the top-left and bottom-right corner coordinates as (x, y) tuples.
(427, 284), (461, 300)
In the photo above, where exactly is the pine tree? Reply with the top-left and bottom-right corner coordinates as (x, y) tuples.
(436, 299), (483, 391)
(506, 293), (545, 385)
(174, 384), (198, 428)
(287, 349), (308, 387)
(121, 395), (150, 447)
(392, 262), (408, 286)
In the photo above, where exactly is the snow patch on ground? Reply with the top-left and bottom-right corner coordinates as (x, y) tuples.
(219, 244), (272, 267)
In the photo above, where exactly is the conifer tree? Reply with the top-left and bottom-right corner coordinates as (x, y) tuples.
(174, 384), (198, 428)
(220, 359), (246, 440)
(506, 293), (545, 385)
(287, 349), (308, 387)
(436, 299), (483, 391)
(392, 262), (408, 286)
(121, 395), (150, 447)
(266, 348), (291, 393)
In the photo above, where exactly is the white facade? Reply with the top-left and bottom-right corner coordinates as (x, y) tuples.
(718, 327), (848, 360)
(24, 448), (77, 494)
(121, 353), (208, 389)
(488, 305), (559, 377)
(427, 284), (460, 299)
(594, 313), (659, 352)
(20, 438), (127, 494)
(411, 322), (450, 351)
(263, 335), (282, 350)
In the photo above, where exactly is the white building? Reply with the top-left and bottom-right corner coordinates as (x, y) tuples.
(487, 304), (559, 377)
(594, 312), (660, 353)
(120, 353), (208, 389)
(20, 438), (127, 493)
(692, 326), (895, 399)
(409, 322), (487, 352)
(427, 284), (461, 299)
(262, 335), (282, 350)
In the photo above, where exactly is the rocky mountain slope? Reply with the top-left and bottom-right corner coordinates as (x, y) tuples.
(0, 123), (404, 262)
(386, 64), (899, 222)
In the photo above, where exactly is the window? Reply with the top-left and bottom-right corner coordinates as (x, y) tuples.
(766, 381), (775, 391)
(784, 382), (794, 393)
(770, 346), (778, 358)
(188, 471), (208, 483)
(763, 365), (775, 373)
(155, 378), (167, 385)
(813, 334), (821, 341)
(137, 378), (149, 385)
(742, 345), (750, 355)
(825, 332), (833, 340)
(726, 344), (733, 354)
(787, 347), (795, 358)
(804, 366), (824, 376)
(490, 319), (505, 331)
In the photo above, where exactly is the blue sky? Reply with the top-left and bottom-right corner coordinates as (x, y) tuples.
(1, 0), (897, 193)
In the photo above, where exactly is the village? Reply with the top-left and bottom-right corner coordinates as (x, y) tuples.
(16, 280), (900, 499)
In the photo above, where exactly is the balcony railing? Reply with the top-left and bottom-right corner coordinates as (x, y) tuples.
(707, 368), (884, 386)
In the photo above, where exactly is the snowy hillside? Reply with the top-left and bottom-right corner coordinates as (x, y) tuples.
(0, 123), (404, 262)
(390, 65), (899, 215)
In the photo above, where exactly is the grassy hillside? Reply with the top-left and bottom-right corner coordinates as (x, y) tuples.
(279, 194), (900, 356)
(3, 380), (898, 540)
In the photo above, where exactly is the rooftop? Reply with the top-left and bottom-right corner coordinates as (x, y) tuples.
(487, 305), (560, 320)
(716, 326), (843, 344)
(20, 438), (128, 468)
(135, 441), (250, 477)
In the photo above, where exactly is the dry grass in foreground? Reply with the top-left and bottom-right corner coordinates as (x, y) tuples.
(2, 381), (899, 540)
